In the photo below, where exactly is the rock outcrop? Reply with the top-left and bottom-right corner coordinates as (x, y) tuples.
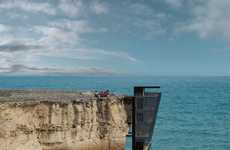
(0, 90), (129, 150)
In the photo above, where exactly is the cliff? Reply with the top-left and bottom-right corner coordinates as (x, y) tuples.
(0, 90), (129, 150)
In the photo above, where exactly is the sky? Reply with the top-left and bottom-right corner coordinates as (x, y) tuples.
(0, 0), (230, 76)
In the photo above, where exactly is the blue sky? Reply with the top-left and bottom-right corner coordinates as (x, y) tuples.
(0, 0), (230, 76)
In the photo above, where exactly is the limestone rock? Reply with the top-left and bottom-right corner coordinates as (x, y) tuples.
(0, 90), (129, 150)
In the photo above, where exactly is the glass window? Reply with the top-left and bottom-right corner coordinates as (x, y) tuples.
(137, 113), (144, 122)
(137, 100), (143, 109)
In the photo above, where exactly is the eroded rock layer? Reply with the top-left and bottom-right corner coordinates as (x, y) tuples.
(0, 90), (129, 150)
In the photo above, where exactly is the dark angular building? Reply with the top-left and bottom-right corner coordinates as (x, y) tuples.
(133, 86), (161, 150)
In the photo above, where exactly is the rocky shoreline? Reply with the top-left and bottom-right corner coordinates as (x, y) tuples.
(0, 90), (130, 150)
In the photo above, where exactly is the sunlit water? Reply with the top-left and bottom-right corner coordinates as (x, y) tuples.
(0, 76), (229, 150)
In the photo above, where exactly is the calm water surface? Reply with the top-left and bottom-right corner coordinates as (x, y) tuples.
(0, 76), (229, 150)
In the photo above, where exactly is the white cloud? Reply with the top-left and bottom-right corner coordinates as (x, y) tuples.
(179, 0), (230, 40)
(0, 44), (118, 75)
(49, 20), (93, 33)
(34, 20), (93, 46)
(0, 47), (38, 67)
(0, 24), (10, 32)
(118, 3), (169, 38)
(91, 49), (137, 62)
(58, 0), (84, 17)
(0, 35), (17, 45)
(165, 0), (183, 8)
(0, 43), (43, 52)
(0, 39), (137, 75)
(0, 1), (138, 75)
(133, 18), (167, 37)
(38, 48), (137, 62)
(0, 64), (116, 75)
(34, 26), (80, 45)
(34, 19), (93, 46)
(0, 53), (12, 68)
(91, 1), (108, 14)
(129, 3), (153, 17)
(0, 24), (39, 46)
(58, 0), (108, 16)
(0, 0), (56, 15)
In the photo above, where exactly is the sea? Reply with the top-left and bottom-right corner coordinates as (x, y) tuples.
(0, 76), (229, 150)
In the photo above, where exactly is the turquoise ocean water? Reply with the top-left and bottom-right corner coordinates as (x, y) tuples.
(0, 76), (229, 150)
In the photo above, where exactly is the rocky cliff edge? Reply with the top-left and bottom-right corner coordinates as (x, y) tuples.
(0, 90), (129, 150)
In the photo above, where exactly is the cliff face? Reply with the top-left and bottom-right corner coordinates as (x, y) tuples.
(0, 90), (129, 150)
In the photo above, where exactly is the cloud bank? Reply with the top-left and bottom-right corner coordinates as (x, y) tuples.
(0, 0), (137, 75)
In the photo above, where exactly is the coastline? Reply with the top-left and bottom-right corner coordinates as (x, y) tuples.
(0, 90), (129, 150)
